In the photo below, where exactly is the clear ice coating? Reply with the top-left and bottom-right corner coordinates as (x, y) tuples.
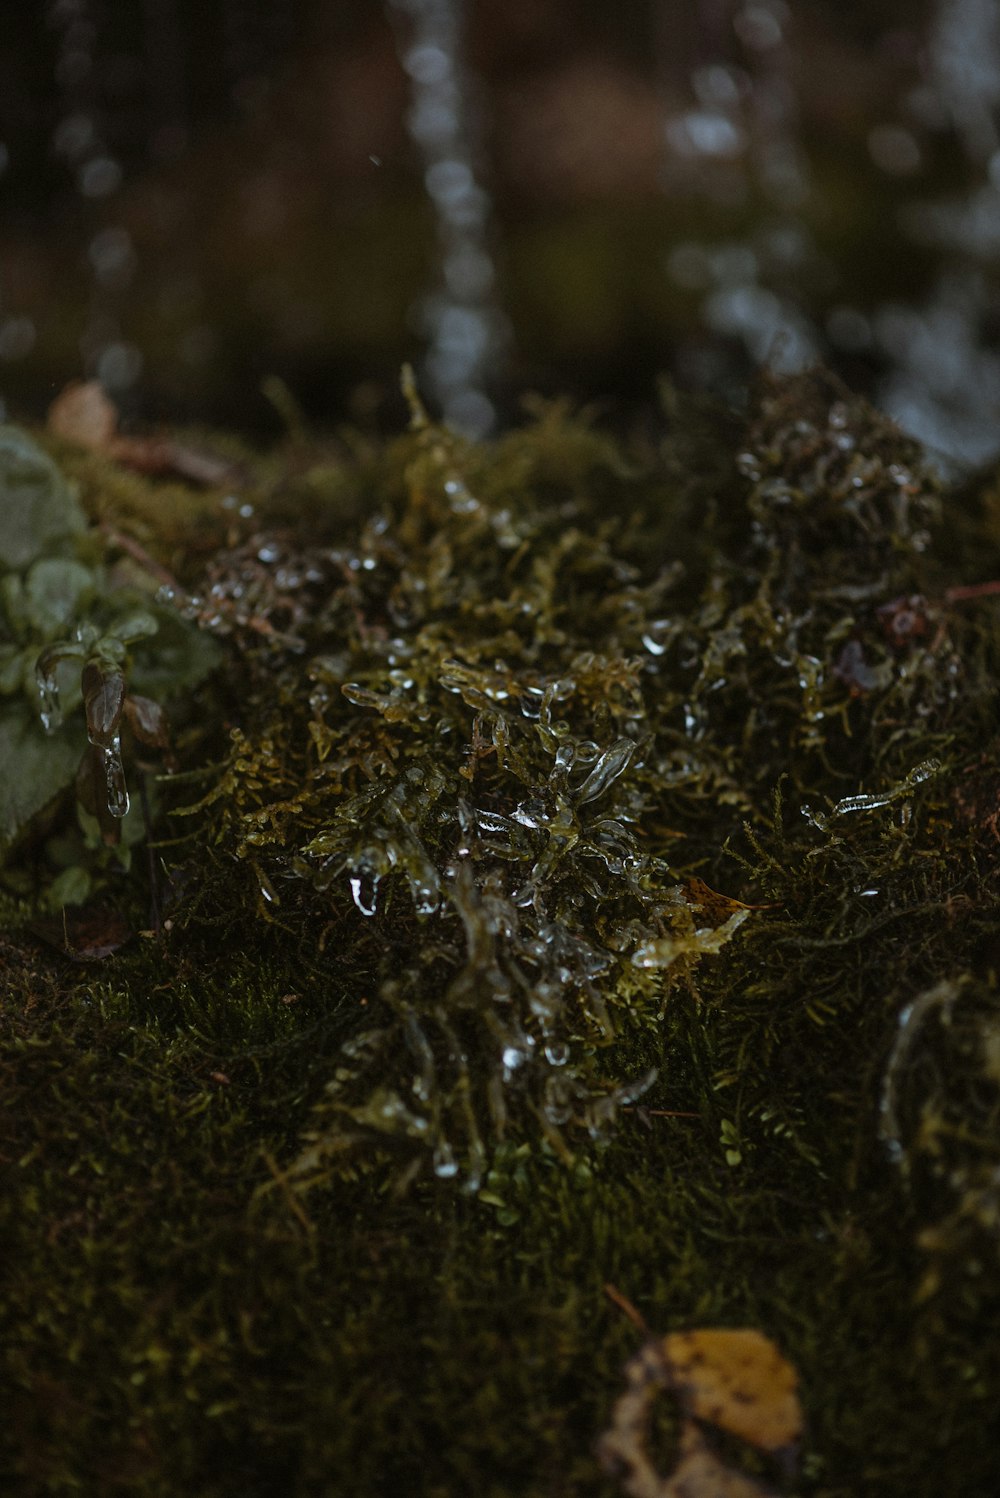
(83, 662), (126, 749)
(349, 872), (381, 917)
(574, 738), (637, 805)
(35, 664), (63, 734)
(803, 757), (943, 829)
(879, 978), (962, 1166)
(103, 734), (130, 818)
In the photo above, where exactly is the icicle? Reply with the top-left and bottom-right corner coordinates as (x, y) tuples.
(103, 733), (130, 818)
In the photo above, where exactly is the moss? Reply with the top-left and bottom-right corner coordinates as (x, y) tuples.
(2, 370), (999, 1495)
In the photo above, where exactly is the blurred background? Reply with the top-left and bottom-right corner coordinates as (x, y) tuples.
(1, 0), (1000, 461)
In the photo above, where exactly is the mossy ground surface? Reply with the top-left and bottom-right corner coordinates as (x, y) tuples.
(2, 373), (999, 1496)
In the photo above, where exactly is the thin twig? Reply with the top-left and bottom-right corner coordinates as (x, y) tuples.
(138, 771), (161, 937)
(260, 1147), (315, 1236)
(945, 579), (1000, 603)
(99, 523), (181, 590)
(620, 1106), (700, 1119)
(603, 1282), (651, 1336)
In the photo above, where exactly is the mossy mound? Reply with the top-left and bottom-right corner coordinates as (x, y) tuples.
(1, 371), (999, 1495)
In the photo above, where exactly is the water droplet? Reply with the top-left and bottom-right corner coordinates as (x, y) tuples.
(103, 735), (130, 818)
(433, 1141), (459, 1178)
(544, 1042), (570, 1067)
(444, 476), (480, 513)
(502, 1046), (524, 1071)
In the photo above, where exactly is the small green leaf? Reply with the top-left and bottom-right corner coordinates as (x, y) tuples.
(108, 609), (159, 644)
(0, 699), (81, 853)
(0, 426), (86, 569)
(130, 608), (221, 699)
(720, 1118), (742, 1166)
(24, 558), (94, 637)
(0, 644), (24, 694)
(46, 864), (92, 910)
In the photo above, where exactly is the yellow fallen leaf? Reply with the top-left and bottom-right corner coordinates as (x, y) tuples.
(661, 1327), (802, 1453)
(598, 1321), (803, 1498)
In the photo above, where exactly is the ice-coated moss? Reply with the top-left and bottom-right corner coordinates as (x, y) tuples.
(1, 371), (999, 1496)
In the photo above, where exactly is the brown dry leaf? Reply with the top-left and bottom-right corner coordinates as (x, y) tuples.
(123, 693), (170, 751)
(29, 905), (133, 962)
(681, 877), (756, 924)
(661, 1327), (802, 1453)
(47, 379), (235, 487)
(48, 380), (119, 451)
